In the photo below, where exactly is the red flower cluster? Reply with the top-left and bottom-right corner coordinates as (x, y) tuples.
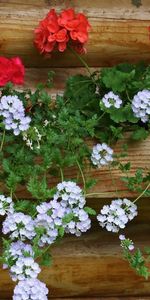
(34, 8), (91, 54)
(0, 57), (25, 87)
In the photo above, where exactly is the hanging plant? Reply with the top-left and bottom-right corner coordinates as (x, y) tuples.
(0, 7), (150, 300)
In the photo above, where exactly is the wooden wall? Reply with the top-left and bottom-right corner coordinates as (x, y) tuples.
(0, 1), (150, 299)
(0, 0), (150, 67)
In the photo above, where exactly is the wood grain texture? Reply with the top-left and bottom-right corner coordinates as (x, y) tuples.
(0, 224), (150, 299)
(0, 1), (150, 67)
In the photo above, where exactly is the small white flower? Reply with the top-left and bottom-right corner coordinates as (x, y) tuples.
(0, 95), (31, 135)
(43, 119), (49, 127)
(3, 241), (34, 269)
(91, 143), (113, 168)
(10, 257), (41, 281)
(13, 279), (48, 300)
(54, 181), (86, 209)
(119, 235), (135, 251)
(2, 213), (35, 240)
(97, 198), (138, 232)
(0, 195), (14, 216)
(119, 234), (126, 240)
(64, 207), (91, 237)
(101, 91), (122, 109)
(132, 90), (150, 122)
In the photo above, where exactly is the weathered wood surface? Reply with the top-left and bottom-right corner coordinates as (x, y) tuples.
(1, 224), (150, 299)
(0, 1), (150, 67)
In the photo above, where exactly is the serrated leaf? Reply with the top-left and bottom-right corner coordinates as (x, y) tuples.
(131, 128), (149, 141)
(40, 252), (53, 267)
(84, 206), (96, 215)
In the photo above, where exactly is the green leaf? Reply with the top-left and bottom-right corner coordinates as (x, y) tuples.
(40, 252), (53, 267)
(84, 206), (96, 215)
(131, 128), (149, 141)
(62, 213), (74, 224)
(58, 226), (65, 238)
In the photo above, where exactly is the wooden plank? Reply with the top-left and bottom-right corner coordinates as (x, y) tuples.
(0, 2), (150, 67)
(2, 298), (150, 300)
(1, 0), (150, 21)
(0, 224), (150, 298)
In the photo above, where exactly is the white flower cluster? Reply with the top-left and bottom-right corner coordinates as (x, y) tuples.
(35, 202), (59, 247)
(1, 183), (92, 298)
(2, 212), (35, 240)
(0, 194), (14, 216)
(54, 181), (86, 209)
(0, 95), (31, 135)
(3, 241), (34, 269)
(97, 198), (137, 232)
(119, 234), (135, 251)
(101, 91), (122, 109)
(65, 207), (91, 237)
(10, 257), (40, 281)
(132, 89), (150, 123)
(23, 126), (42, 150)
(13, 279), (48, 300)
(53, 181), (91, 236)
(91, 143), (113, 167)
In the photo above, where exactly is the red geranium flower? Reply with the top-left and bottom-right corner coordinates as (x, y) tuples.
(0, 56), (25, 87)
(34, 8), (91, 55)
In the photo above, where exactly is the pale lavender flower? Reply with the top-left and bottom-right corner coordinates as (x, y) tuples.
(0, 195), (14, 216)
(10, 257), (40, 281)
(13, 279), (48, 300)
(3, 241), (34, 269)
(132, 90), (150, 122)
(97, 198), (137, 233)
(35, 203), (59, 247)
(53, 181), (86, 209)
(119, 234), (135, 251)
(91, 143), (113, 167)
(0, 95), (31, 135)
(2, 212), (35, 240)
(64, 207), (91, 237)
(102, 91), (122, 109)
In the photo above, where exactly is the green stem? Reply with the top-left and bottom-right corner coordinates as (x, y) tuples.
(35, 244), (51, 260)
(10, 189), (13, 199)
(86, 192), (110, 197)
(109, 166), (120, 199)
(133, 182), (150, 203)
(76, 160), (86, 195)
(60, 167), (64, 182)
(0, 130), (5, 152)
(68, 46), (92, 76)
(126, 89), (132, 103)
(97, 111), (106, 122)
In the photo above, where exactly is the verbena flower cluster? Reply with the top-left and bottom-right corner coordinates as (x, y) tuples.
(1, 180), (92, 298)
(13, 279), (49, 300)
(0, 95), (31, 135)
(2, 212), (35, 240)
(131, 89), (150, 123)
(101, 91), (123, 109)
(97, 199), (138, 232)
(91, 143), (113, 167)
(10, 256), (41, 281)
